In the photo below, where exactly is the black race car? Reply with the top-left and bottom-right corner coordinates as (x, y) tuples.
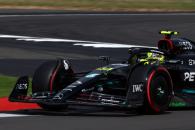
(9, 31), (195, 114)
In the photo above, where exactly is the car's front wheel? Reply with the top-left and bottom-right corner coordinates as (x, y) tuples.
(32, 59), (74, 111)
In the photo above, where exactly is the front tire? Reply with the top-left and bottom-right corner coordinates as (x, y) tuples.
(32, 60), (74, 111)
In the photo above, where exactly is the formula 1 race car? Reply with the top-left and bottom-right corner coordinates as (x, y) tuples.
(9, 31), (195, 114)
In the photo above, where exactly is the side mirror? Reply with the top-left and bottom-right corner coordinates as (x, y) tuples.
(98, 56), (110, 66)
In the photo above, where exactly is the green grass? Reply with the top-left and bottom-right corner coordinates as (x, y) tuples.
(0, 0), (194, 11)
(0, 75), (32, 98)
(0, 75), (17, 97)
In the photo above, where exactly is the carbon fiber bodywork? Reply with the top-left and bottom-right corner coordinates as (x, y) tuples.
(9, 31), (195, 112)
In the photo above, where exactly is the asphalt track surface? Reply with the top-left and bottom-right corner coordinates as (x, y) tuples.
(1, 10), (195, 130)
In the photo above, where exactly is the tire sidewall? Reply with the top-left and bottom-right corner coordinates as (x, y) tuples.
(146, 67), (173, 113)
(32, 60), (73, 111)
(32, 60), (58, 93)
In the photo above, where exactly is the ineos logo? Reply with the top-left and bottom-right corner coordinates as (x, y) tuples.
(179, 41), (192, 50)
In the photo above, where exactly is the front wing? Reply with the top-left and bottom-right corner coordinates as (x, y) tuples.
(9, 76), (141, 109)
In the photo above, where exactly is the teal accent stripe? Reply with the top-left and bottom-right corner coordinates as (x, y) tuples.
(182, 89), (195, 94)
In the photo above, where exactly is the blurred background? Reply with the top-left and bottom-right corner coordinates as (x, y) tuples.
(0, 0), (194, 12)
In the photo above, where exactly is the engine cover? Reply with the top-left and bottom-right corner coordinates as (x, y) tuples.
(158, 38), (195, 54)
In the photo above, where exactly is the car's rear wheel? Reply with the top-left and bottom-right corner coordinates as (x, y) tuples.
(145, 67), (173, 114)
(32, 60), (74, 111)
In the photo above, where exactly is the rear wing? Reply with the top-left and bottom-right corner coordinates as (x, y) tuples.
(159, 30), (179, 39)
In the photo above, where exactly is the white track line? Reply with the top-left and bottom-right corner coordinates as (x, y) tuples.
(0, 113), (30, 118)
(0, 34), (156, 48)
(0, 13), (195, 17)
(74, 43), (156, 48)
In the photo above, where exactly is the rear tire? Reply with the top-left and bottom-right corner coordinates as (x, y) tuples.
(145, 67), (173, 114)
(32, 60), (74, 111)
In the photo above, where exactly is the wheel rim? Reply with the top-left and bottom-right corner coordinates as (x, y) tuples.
(147, 68), (172, 113)
(150, 75), (170, 107)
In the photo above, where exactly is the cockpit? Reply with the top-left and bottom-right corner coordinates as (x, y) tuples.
(128, 48), (165, 65)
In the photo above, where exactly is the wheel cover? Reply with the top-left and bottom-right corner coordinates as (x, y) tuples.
(147, 67), (172, 112)
(151, 76), (170, 107)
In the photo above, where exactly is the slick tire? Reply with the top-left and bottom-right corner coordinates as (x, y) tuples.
(145, 67), (173, 114)
(32, 60), (57, 93)
(32, 60), (74, 111)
